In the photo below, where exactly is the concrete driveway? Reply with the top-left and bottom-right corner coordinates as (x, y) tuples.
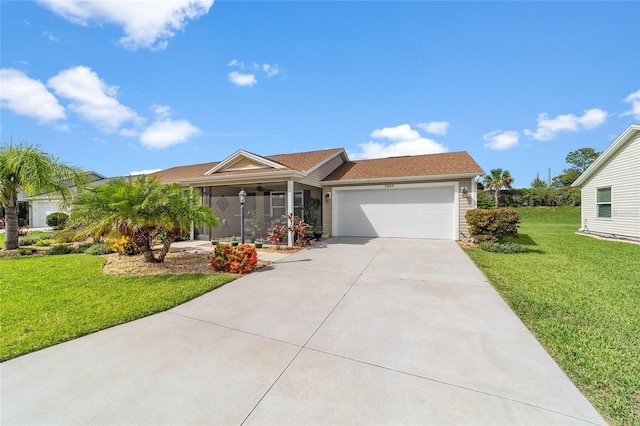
(1, 237), (605, 425)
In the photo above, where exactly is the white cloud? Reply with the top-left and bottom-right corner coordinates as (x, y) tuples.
(129, 168), (162, 176)
(48, 66), (141, 133)
(262, 64), (280, 77)
(37, 0), (213, 50)
(416, 121), (449, 135)
(350, 124), (448, 160)
(43, 31), (60, 42)
(0, 68), (66, 123)
(151, 103), (173, 119)
(622, 90), (640, 119)
(227, 60), (281, 86)
(483, 130), (519, 151)
(139, 104), (200, 149)
(228, 71), (257, 87)
(524, 108), (608, 141)
(140, 119), (200, 149)
(370, 124), (420, 141)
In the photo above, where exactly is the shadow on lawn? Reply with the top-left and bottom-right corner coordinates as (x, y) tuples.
(512, 234), (546, 254)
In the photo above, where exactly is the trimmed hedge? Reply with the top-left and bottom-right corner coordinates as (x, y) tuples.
(46, 212), (69, 230)
(466, 208), (520, 243)
(479, 241), (527, 253)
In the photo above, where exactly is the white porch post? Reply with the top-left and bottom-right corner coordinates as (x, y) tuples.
(287, 180), (294, 247)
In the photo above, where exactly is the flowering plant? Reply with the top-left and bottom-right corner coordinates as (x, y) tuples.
(210, 243), (258, 274)
(111, 235), (139, 255)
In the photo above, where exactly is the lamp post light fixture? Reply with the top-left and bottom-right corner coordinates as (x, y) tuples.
(238, 188), (247, 244)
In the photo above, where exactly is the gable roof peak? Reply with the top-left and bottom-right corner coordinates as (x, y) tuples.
(205, 149), (286, 175)
(572, 123), (640, 187)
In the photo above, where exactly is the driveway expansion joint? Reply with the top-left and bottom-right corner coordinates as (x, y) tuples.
(302, 347), (603, 426)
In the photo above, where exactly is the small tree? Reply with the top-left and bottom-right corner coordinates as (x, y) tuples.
(69, 176), (218, 263)
(552, 147), (600, 188)
(530, 176), (548, 189)
(0, 143), (87, 250)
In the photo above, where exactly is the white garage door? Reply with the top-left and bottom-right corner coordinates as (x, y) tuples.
(334, 185), (456, 239)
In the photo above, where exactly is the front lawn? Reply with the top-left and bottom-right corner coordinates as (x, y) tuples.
(465, 206), (639, 425)
(0, 254), (236, 361)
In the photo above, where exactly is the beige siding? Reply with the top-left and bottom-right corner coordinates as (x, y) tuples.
(307, 154), (346, 182)
(322, 185), (335, 236)
(323, 178), (475, 240)
(580, 135), (640, 239)
(458, 177), (476, 241)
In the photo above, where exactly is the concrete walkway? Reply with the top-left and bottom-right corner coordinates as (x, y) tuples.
(1, 237), (605, 425)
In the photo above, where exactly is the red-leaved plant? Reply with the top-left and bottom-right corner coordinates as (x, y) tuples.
(210, 243), (258, 274)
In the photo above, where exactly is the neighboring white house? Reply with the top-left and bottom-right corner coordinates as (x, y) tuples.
(26, 172), (107, 228)
(572, 124), (640, 242)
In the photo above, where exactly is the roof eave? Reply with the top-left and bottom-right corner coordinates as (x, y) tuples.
(322, 172), (481, 186)
(572, 124), (640, 187)
(177, 170), (305, 186)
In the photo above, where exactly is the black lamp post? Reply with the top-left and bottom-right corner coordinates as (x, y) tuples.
(238, 188), (247, 244)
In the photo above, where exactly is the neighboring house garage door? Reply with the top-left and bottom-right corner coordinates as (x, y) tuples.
(333, 184), (456, 239)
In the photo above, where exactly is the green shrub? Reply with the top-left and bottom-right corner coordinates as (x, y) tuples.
(18, 248), (35, 256)
(18, 236), (39, 246)
(47, 244), (72, 255)
(477, 190), (496, 209)
(73, 243), (94, 253)
(479, 241), (527, 253)
(34, 239), (53, 247)
(85, 243), (112, 255)
(18, 234), (51, 246)
(466, 208), (520, 243)
(54, 230), (77, 243)
(46, 212), (69, 230)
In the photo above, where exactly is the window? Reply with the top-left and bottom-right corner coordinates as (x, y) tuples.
(271, 191), (303, 218)
(596, 187), (611, 218)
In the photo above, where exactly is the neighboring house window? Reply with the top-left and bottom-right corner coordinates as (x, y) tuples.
(596, 187), (612, 218)
(271, 191), (303, 218)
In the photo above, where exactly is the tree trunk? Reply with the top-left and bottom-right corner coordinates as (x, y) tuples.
(156, 229), (180, 263)
(495, 188), (500, 207)
(4, 203), (19, 250)
(133, 226), (160, 263)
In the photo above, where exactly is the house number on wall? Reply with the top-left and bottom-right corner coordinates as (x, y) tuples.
(384, 184), (394, 188)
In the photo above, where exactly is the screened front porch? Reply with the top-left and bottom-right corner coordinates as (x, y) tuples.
(193, 182), (323, 244)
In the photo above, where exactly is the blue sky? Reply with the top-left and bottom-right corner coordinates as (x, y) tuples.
(1, 0), (639, 187)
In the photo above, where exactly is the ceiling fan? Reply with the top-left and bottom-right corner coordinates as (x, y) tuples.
(255, 183), (274, 192)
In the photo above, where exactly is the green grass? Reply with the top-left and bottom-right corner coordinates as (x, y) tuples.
(465, 206), (640, 425)
(0, 254), (236, 361)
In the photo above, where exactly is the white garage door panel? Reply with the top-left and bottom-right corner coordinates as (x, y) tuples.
(335, 186), (455, 239)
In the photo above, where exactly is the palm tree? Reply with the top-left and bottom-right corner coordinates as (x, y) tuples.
(483, 168), (513, 207)
(155, 185), (219, 262)
(69, 175), (218, 263)
(0, 143), (87, 250)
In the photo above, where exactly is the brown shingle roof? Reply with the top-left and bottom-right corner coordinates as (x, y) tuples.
(266, 148), (344, 171)
(323, 151), (484, 182)
(149, 161), (219, 184)
(149, 148), (344, 184)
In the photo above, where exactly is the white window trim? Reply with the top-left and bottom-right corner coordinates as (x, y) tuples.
(596, 186), (612, 219)
(271, 191), (303, 217)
